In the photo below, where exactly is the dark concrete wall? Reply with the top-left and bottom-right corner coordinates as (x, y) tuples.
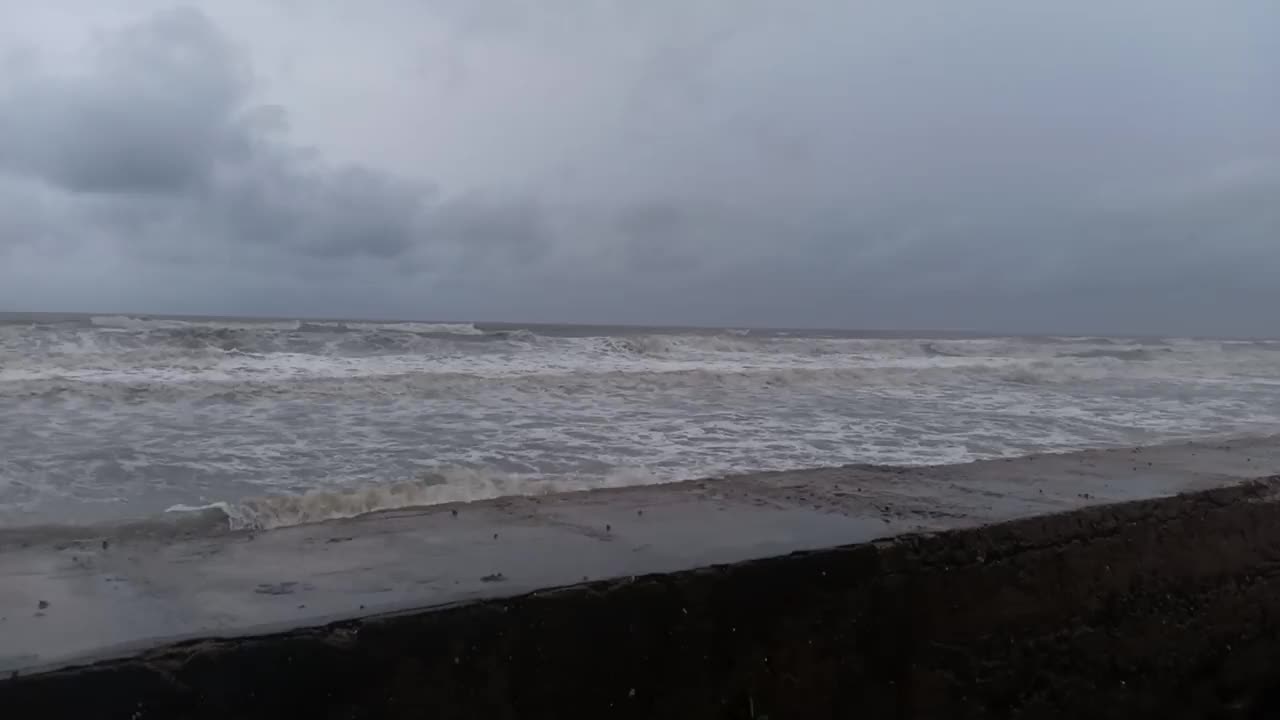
(5, 478), (1280, 719)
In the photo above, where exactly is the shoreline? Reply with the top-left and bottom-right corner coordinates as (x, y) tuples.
(3, 435), (1280, 716)
(0, 431), (1255, 545)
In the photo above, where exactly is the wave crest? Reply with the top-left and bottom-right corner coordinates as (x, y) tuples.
(595, 334), (761, 357)
(91, 315), (303, 332)
(171, 467), (668, 531)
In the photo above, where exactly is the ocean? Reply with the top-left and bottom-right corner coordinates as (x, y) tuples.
(2, 312), (1278, 533)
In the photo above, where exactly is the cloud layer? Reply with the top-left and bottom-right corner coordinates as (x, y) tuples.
(0, 2), (1277, 335)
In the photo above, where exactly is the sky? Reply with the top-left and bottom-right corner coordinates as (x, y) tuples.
(0, 1), (1276, 335)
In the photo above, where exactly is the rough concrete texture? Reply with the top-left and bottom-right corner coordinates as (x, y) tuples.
(4, 437), (1280, 718)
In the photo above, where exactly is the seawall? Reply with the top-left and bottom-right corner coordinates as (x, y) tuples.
(4, 437), (1280, 718)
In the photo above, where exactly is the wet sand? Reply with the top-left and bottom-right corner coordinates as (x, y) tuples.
(3, 435), (1280, 717)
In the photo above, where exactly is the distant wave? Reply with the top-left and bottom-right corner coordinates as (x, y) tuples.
(6, 323), (1277, 405)
(1060, 348), (1157, 361)
(15, 317), (494, 360)
(594, 334), (763, 356)
(920, 341), (967, 357)
(91, 315), (488, 335)
(489, 328), (540, 341)
(302, 321), (485, 336)
(91, 315), (191, 330)
(90, 315), (303, 332)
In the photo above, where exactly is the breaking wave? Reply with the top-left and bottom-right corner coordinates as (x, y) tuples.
(0, 466), (669, 543)
(0, 503), (234, 550)
(168, 466), (670, 531)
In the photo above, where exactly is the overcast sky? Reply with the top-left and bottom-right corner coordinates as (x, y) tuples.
(0, 1), (1276, 335)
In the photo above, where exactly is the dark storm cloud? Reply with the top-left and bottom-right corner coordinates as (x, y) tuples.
(649, 170), (1280, 335)
(615, 202), (707, 274)
(0, 6), (544, 269)
(0, 2), (1277, 335)
(0, 8), (246, 194)
(427, 193), (551, 267)
(202, 160), (428, 259)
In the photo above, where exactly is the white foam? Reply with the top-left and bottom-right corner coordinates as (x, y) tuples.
(2, 329), (1277, 395)
(6, 326), (1280, 530)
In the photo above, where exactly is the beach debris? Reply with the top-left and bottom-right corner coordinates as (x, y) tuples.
(37, 600), (49, 610)
(481, 573), (506, 583)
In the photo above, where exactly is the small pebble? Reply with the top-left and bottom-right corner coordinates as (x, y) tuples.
(37, 600), (49, 610)
(101, 540), (109, 550)
(606, 524), (612, 532)
(451, 509), (458, 517)
(493, 533), (499, 540)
